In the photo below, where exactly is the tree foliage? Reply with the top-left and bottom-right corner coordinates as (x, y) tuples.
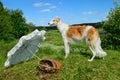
(0, 1), (30, 42)
(102, 0), (120, 50)
(26, 22), (36, 32)
(0, 2), (14, 41)
(10, 9), (28, 38)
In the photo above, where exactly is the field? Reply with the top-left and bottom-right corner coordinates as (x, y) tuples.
(0, 30), (120, 80)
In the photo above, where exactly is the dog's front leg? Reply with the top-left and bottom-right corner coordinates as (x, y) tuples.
(63, 37), (70, 58)
(64, 40), (70, 58)
(61, 33), (70, 58)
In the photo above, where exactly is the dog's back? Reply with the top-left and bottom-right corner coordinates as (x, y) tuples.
(66, 25), (94, 41)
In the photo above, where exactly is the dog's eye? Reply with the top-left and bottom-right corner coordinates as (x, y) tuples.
(53, 20), (55, 22)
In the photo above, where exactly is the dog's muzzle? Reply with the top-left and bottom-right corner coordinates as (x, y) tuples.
(48, 23), (56, 26)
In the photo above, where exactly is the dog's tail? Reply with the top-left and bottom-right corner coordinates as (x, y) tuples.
(94, 37), (107, 58)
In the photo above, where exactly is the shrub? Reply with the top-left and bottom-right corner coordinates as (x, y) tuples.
(102, 1), (120, 50)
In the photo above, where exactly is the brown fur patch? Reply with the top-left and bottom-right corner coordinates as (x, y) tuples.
(66, 25), (86, 39)
(87, 27), (99, 41)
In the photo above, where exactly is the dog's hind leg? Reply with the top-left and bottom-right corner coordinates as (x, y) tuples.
(86, 38), (97, 61)
(88, 47), (96, 61)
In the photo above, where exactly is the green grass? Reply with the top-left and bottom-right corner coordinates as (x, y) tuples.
(0, 30), (120, 80)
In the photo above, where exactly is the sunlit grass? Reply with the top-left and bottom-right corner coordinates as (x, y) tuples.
(0, 30), (120, 80)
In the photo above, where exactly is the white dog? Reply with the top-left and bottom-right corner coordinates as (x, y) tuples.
(48, 18), (107, 61)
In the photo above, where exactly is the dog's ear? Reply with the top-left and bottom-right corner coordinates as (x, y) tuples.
(55, 18), (61, 23)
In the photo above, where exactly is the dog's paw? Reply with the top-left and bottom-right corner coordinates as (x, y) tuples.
(65, 56), (67, 59)
(88, 59), (93, 62)
(65, 55), (68, 59)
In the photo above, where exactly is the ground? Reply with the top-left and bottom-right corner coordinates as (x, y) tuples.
(0, 30), (120, 80)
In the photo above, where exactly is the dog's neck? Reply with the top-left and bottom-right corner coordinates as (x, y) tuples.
(56, 21), (69, 33)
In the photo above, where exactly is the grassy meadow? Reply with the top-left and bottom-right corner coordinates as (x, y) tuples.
(0, 30), (120, 80)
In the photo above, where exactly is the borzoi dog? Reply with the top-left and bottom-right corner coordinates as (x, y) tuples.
(48, 18), (107, 61)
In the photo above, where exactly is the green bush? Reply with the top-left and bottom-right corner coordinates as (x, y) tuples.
(102, 1), (120, 50)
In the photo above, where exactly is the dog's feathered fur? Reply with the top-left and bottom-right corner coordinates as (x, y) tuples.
(49, 18), (107, 61)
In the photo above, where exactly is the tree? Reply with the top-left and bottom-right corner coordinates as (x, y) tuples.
(0, 1), (30, 42)
(102, 0), (120, 50)
(26, 22), (36, 32)
(0, 2), (14, 42)
(10, 9), (29, 38)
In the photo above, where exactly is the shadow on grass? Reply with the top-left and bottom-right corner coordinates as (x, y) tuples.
(70, 45), (103, 61)
(70, 45), (91, 56)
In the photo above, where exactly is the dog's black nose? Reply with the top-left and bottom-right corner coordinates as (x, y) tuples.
(48, 23), (50, 25)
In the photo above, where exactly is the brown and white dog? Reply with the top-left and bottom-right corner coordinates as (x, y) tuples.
(48, 18), (107, 61)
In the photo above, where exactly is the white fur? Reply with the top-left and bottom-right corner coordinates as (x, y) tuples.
(82, 26), (93, 39)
